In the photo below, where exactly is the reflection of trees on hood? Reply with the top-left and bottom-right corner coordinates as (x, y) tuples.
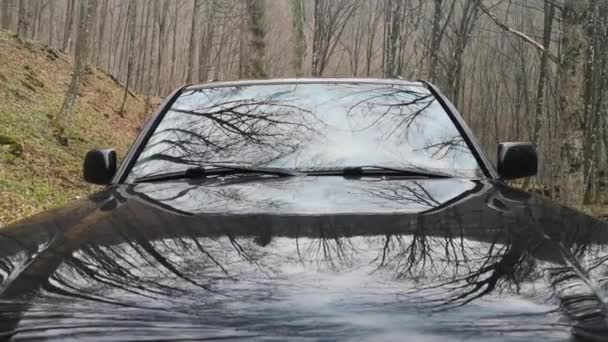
(295, 228), (357, 270)
(420, 235), (540, 309)
(3, 178), (608, 340)
(362, 179), (608, 333)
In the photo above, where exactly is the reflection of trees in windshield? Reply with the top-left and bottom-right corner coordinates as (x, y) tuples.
(420, 134), (468, 160)
(132, 87), (318, 178)
(130, 83), (483, 180)
(344, 86), (470, 163)
(345, 86), (434, 139)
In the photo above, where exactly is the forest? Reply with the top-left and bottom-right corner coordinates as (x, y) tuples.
(0, 0), (606, 213)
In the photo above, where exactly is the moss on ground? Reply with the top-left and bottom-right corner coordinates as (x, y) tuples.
(0, 30), (152, 225)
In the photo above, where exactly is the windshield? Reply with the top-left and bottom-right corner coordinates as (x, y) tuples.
(127, 83), (483, 181)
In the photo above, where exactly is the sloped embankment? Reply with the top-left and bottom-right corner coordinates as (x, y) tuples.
(0, 30), (150, 225)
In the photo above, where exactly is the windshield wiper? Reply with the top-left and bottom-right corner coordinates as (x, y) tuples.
(303, 165), (452, 179)
(134, 164), (302, 183)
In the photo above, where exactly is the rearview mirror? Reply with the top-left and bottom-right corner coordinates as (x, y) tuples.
(83, 149), (117, 185)
(497, 142), (537, 180)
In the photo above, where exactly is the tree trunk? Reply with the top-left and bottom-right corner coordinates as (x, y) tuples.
(445, 0), (479, 107)
(62, 0), (75, 52)
(169, 0), (179, 86)
(311, 0), (322, 76)
(186, 0), (202, 83)
(427, 0), (456, 84)
(53, 0), (96, 146)
(383, 0), (402, 77)
(198, 0), (215, 82)
(532, 1), (554, 147)
(31, 0), (40, 39)
(145, 0), (160, 112)
(155, 0), (170, 95)
(96, 0), (108, 66)
(137, 0), (152, 92)
(16, 0), (28, 38)
(365, 1), (382, 77)
(557, 0), (591, 209)
(120, 0), (137, 116)
(87, 0), (98, 64)
(48, 1), (55, 46)
(244, 0), (267, 79)
(428, 0), (443, 82)
(1, 0), (11, 30)
(291, 0), (305, 77)
(106, 1), (113, 71)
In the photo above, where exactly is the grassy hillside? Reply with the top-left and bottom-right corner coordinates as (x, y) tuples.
(0, 31), (151, 225)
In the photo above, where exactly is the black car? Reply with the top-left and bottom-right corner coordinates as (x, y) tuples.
(1, 79), (607, 341)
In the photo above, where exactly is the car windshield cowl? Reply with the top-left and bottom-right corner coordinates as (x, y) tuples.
(133, 164), (455, 183)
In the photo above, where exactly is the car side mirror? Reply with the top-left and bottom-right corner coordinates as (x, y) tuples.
(83, 149), (117, 185)
(497, 142), (537, 180)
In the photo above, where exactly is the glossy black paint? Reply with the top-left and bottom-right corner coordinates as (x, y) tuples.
(497, 142), (538, 180)
(1, 176), (608, 341)
(2, 79), (607, 341)
(83, 148), (117, 185)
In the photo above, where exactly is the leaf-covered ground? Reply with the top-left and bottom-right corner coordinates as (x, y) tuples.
(0, 30), (151, 225)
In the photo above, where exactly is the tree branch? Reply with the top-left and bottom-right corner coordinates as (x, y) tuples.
(477, 0), (560, 65)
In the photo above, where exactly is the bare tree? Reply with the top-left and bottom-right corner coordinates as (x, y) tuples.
(444, 0), (479, 107)
(16, 0), (29, 38)
(169, 0), (180, 86)
(119, 0), (137, 116)
(96, 0), (108, 65)
(383, 0), (402, 77)
(244, 0), (267, 78)
(48, 0), (55, 46)
(52, 0), (97, 146)
(186, 0), (203, 83)
(154, 0), (170, 94)
(62, 0), (75, 52)
(557, 0), (591, 208)
(532, 1), (554, 148)
(311, 0), (359, 76)
(291, 0), (306, 77)
(197, 0), (216, 82)
(1, 0), (12, 30)
(428, 0), (456, 83)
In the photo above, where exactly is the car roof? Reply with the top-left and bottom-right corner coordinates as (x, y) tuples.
(185, 78), (426, 91)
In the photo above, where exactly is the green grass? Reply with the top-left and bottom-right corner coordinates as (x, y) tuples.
(0, 31), (149, 225)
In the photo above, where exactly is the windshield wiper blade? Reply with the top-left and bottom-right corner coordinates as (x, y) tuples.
(134, 164), (302, 183)
(304, 165), (452, 179)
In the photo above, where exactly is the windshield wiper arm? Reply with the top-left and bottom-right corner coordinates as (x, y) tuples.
(305, 165), (452, 179)
(134, 164), (302, 183)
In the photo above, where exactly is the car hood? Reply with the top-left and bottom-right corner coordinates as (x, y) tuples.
(1, 176), (608, 341)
